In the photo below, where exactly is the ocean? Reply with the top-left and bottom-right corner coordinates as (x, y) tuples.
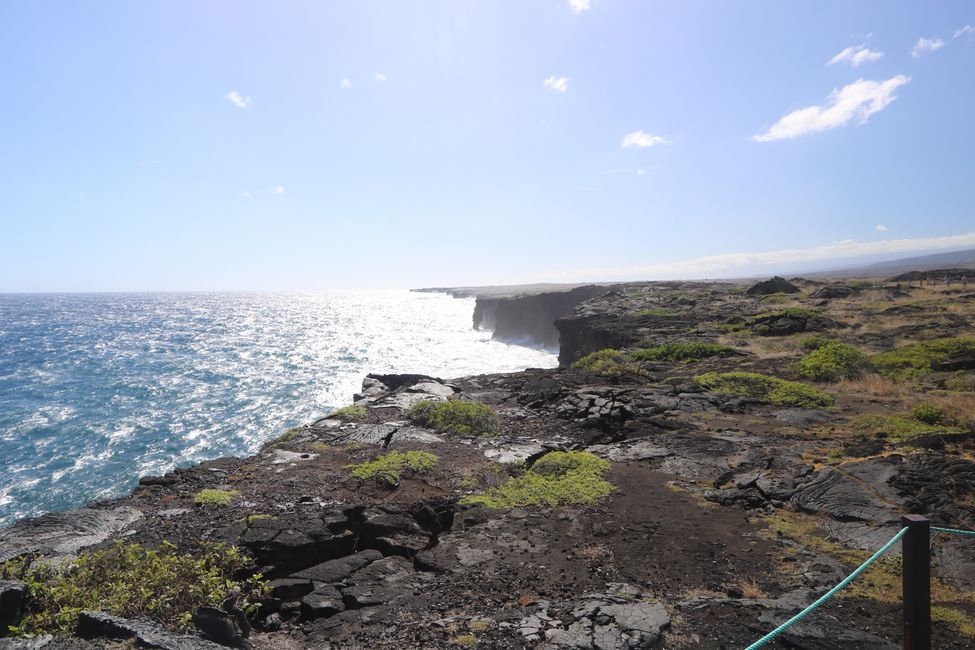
(0, 291), (556, 527)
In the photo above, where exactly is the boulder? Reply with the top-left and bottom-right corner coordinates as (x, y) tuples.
(76, 611), (228, 650)
(0, 581), (26, 635)
(745, 276), (800, 296)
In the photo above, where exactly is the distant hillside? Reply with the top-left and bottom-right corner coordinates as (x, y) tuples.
(804, 248), (975, 279)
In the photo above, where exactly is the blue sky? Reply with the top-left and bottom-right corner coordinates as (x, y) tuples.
(1, 1), (973, 291)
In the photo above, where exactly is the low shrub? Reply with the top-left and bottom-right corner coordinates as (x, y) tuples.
(0, 541), (267, 636)
(910, 404), (956, 426)
(753, 307), (821, 321)
(193, 489), (239, 506)
(349, 450), (439, 486)
(572, 349), (647, 376)
(632, 341), (737, 362)
(409, 400), (499, 436)
(852, 414), (965, 444)
(460, 451), (613, 509)
(795, 342), (873, 382)
(695, 372), (833, 408)
(799, 334), (834, 351)
(872, 337), (975, 379)
(944, 374), (975, 392)
(331, 405), (368, 422)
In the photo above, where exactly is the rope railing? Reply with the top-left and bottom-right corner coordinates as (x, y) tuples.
(743, 520), (975, 650)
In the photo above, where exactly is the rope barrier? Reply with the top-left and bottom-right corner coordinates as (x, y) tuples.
(743, 526), (908, 650)
(931, 526), (975, 537)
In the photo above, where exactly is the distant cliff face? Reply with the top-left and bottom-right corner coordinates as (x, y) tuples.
(473, 285), (608, 349)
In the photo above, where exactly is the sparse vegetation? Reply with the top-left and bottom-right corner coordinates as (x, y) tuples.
(872, 337), (975, 379)
(460, 451), (613, 509)
(852, 411), (966, 443)
(0, 541), (267, 636)
(632, 341), (737, 362)
(945, 374), (975, 392)
(629, 308), (676, 318)
(193, 488), (239, 506)
(911, 404), (956, 426)
(695, 372), (833, 408)
(794, 341), (873, 382)
(266, 425), (307, 449)
(331, 404), (368, 421)
(409, 399), (500, 436)
(753, 307), (821, 320)
(572, 349), (647, 376)
(349, 450), (440, 486)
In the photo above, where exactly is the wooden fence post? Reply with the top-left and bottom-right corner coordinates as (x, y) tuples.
(902, 514), (931, 650)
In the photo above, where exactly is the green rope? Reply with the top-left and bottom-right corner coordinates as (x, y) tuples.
(743, 526), (908, 650)
(932, 526), (975, 537)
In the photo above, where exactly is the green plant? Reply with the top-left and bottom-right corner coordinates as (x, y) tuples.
(193, 489), (239, 506)
(694, 372), (833, 408)
(1, 541), (267, 636)
(759, 293), (790, 304)
(246, 514), (275, 524)
(571, 349), (647, 376)
(851, 414), (965, 443)
(266, 425), (307, 449)
(628, 308), (675, 318)
(632, 341), (736, 362)
(348, 450), (440, 486)
(460, 451), (613, 509)
(795, 342), (873, 382)
(944, 374), (975, 392)
(872, 338), (975, 379)
(799, 334), (834, 351)
(752, 307), (821, 320)
(911, 404), (956, 426)
(409, 400), (500, 436)
(331, 405), (368, 422)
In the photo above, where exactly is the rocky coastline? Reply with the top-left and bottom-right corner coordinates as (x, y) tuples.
(3, 275), (975, 649)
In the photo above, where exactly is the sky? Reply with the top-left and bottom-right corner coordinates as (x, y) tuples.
(1, 0), (973, 291)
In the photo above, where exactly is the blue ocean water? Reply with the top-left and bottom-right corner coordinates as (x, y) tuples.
(0, 291), (556, 527)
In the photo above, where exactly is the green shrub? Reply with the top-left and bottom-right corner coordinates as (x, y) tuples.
(409, 400), (500, 436)
(266, 425), (307, 449)
(910, 404), (956, 426)
(872, 338), (975, 379)
(349, 450), (440, 486)
(331, 405), (368, 421)
(759, 293), (791, 304)
(695, 372), (833, 408)
(632, 342), (737, 362)
(193, 489), (239, 506)
(0, 541), (267, 636)
(628, 308), (675, 318)
(460, 451), (613, 509)
(852, 414), (965, 443)
(795, 342), (873, 382)
(572, 349), (647, 376)
(753, 307), (821, 320)
(800, 334), (834, 351)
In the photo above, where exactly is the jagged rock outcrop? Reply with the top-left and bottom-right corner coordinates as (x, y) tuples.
(745, 276), (800, 296)
(477, 285), (609, 348)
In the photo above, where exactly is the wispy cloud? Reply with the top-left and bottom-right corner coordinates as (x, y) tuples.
(876, 224), (889, 232)
(601, 167), (657, 176)
(272, 186), (285, 194)
(340, 78), (352, 89)
(375, 73), (388, 82)
(827, 44), (883, 67)
(753, 75), (910, 142)
(241, 192), (251, 199)
(568, 0), (592, 14)
(954, 25), (974, 39)
(912, 37), (945, 58)
(621, 131), (670, 149)
(543, 76), (569, 92)
(225, 90), (252, 109)
(539, 232), (975, 282)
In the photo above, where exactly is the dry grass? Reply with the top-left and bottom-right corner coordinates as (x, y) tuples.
(925, 392), (975, 427)
(737, 577), (767, 599)
(835, 374), (917, 401)
(575, 544), (611, 560)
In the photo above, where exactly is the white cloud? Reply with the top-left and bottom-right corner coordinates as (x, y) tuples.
(621, 131), (670, 149)
(912, 37), (945, 58)
(375, 73), (388, 82)
(753, 75), (910, 142)
(538, 231), (975, 282)
(828, 44), (883, 67)
(601, 167), (657, 176)
(569, 0), (592, 14)
(543, 76), (569, 92)
(876, 224), (889, 232)
(272, 186), (285, 194)
(225, 90), (252, 108)
(955, 25), (974, 39)
(241, 192), (252, 199)
(340, 78), (352, 89)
